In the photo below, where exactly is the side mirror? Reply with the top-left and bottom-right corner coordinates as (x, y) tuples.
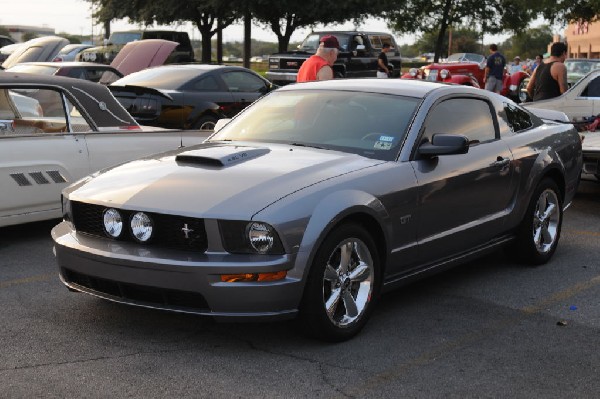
(418, 133), (469, 157)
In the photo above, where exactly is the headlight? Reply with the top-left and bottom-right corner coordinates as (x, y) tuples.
(131, 212), (153, 242)
(219, 220), (284, 254)
(103, 208), (123, 238)
(248, 222), (274, 254)
(409, 68), (418, 77)
(440, 69), (450, 79)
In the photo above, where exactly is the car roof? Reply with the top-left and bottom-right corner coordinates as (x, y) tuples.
(8, 61), (119, 68)
(310, 31), (395, 36)
(277, 78), (453, 98)
(0, 72), (138, 128)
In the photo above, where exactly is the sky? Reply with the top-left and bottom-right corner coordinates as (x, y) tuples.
(1, 0), (402, 44)
(3, 0), (559, 47)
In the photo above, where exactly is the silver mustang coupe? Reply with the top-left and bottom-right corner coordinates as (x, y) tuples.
(52, 79), (582, 341)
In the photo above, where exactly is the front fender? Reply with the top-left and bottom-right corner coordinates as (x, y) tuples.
(291, 189), (390, 281)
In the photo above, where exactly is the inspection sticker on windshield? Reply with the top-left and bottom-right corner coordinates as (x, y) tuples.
(374, 141), (392, 150)
(374, 135), (394, 150)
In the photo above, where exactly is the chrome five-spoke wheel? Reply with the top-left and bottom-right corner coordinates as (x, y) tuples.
(301, 223), (380, 341)
(323, 238), (374, 328)
(533, 188), (560, 254)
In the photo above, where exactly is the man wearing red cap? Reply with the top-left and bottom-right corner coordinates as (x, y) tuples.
(297, 35), (340, 82)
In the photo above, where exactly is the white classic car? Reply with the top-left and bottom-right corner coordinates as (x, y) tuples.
(0, 72), (209, 228)
(523, 69), (600, 123)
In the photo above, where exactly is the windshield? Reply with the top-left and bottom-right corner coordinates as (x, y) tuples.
(447, 53), (486, 63)
(108, 32), (142, 45)
(209, 90), (420, 161)
(566, 60), (600, 75)
(299, 33), (351, 52)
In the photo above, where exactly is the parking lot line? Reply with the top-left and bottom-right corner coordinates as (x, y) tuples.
(0, 273), (54, 289)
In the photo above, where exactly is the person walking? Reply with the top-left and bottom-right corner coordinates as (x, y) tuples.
(377, 43), (392, 78)
(484, 44), (506, 94)
(296, 35), (340, 83)
(526, 42), (568, 101)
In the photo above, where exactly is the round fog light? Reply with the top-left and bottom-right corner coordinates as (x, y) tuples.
(131, 212), (153, 242)
(103, 208), (123, 238)
(248, 222), (274, 254)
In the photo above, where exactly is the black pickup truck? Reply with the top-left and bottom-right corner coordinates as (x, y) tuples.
(266, 31), (402, 85)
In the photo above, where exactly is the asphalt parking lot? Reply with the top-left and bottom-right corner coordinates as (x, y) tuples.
(1, 180), (599, 398)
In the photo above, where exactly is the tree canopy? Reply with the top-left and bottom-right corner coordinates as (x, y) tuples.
(381, 0), (535, 62)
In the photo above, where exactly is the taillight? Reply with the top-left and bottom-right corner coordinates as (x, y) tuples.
(53, 57), (63, 62)
(118, 125), (142, 130)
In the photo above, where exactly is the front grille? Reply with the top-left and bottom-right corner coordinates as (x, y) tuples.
(63, 268), (210, 311)
(71, 201), (208, 252)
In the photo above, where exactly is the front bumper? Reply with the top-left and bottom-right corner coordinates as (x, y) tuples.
(52, 221), (303, 321)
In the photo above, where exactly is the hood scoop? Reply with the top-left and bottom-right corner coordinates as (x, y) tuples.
(176, 145), (270, 167)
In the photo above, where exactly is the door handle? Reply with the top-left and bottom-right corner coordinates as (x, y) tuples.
(491, 156), (510, 168)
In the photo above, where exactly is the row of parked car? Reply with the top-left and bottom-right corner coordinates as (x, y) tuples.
(0, 31), (593, 341)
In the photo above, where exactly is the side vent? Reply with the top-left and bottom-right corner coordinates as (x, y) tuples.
(10, 173), (32, 187)
(29, 172), (50, 185)
(47, 170), (67, 183)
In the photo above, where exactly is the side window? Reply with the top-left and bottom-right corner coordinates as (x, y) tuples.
(503, 103), (535, 132)
(0, 88), (90, 135)
(423, 98), (496, 144)
(221, 71), (267, 93)
(581, 77), (600, 97)
(192, 76), (220, 91)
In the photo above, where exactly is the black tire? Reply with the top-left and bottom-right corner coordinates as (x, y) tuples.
(193, 115), (218, 131)
(300, 223), (380, 342)
(514, 178), (562, 265)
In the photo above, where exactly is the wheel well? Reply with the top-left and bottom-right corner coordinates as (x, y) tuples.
(333, 212), (387, 275)
(542, 168), (566, 201)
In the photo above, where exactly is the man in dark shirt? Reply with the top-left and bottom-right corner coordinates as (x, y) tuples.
(377, 43), (391, 78)
(526, 42), (568, 101)
(484, 44), (506, 94)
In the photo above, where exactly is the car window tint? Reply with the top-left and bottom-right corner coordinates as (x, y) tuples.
(581, 77), (600, 97)
(192, 76), (220, 91)
(423, 98), (496, 144)
(221, 71), (266, 93)
(503, 103), (535, 132)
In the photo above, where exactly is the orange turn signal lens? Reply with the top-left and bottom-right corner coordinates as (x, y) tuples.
(220, 271), (287, 283)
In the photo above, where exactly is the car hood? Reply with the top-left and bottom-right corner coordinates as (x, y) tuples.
(110, 39), (178, 76)
(67, 142), (385, 219)
(2, 36), (69, 69)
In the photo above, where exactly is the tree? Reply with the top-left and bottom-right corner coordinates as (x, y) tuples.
(413, 27), (480, 58)
(22, 32), (38, 41)
(381, 0), (535, 62)
(251, 0), (369, 52)
(499, 25), (553, 60)
(534, 0), (600, 24)
(87, 0), (243, 62)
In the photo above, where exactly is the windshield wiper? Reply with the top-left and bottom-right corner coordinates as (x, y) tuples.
(290, 142), (326, 150)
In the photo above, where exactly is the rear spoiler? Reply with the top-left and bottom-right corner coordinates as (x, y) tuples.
(108, 85), (173, 101)
(526, 107), (571, 124)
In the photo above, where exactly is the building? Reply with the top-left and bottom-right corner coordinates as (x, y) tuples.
(0, 25), (55, 42)
(566, 20), (600, 59)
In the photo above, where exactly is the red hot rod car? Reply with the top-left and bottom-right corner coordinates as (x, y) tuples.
(402, 53), (529, 102)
